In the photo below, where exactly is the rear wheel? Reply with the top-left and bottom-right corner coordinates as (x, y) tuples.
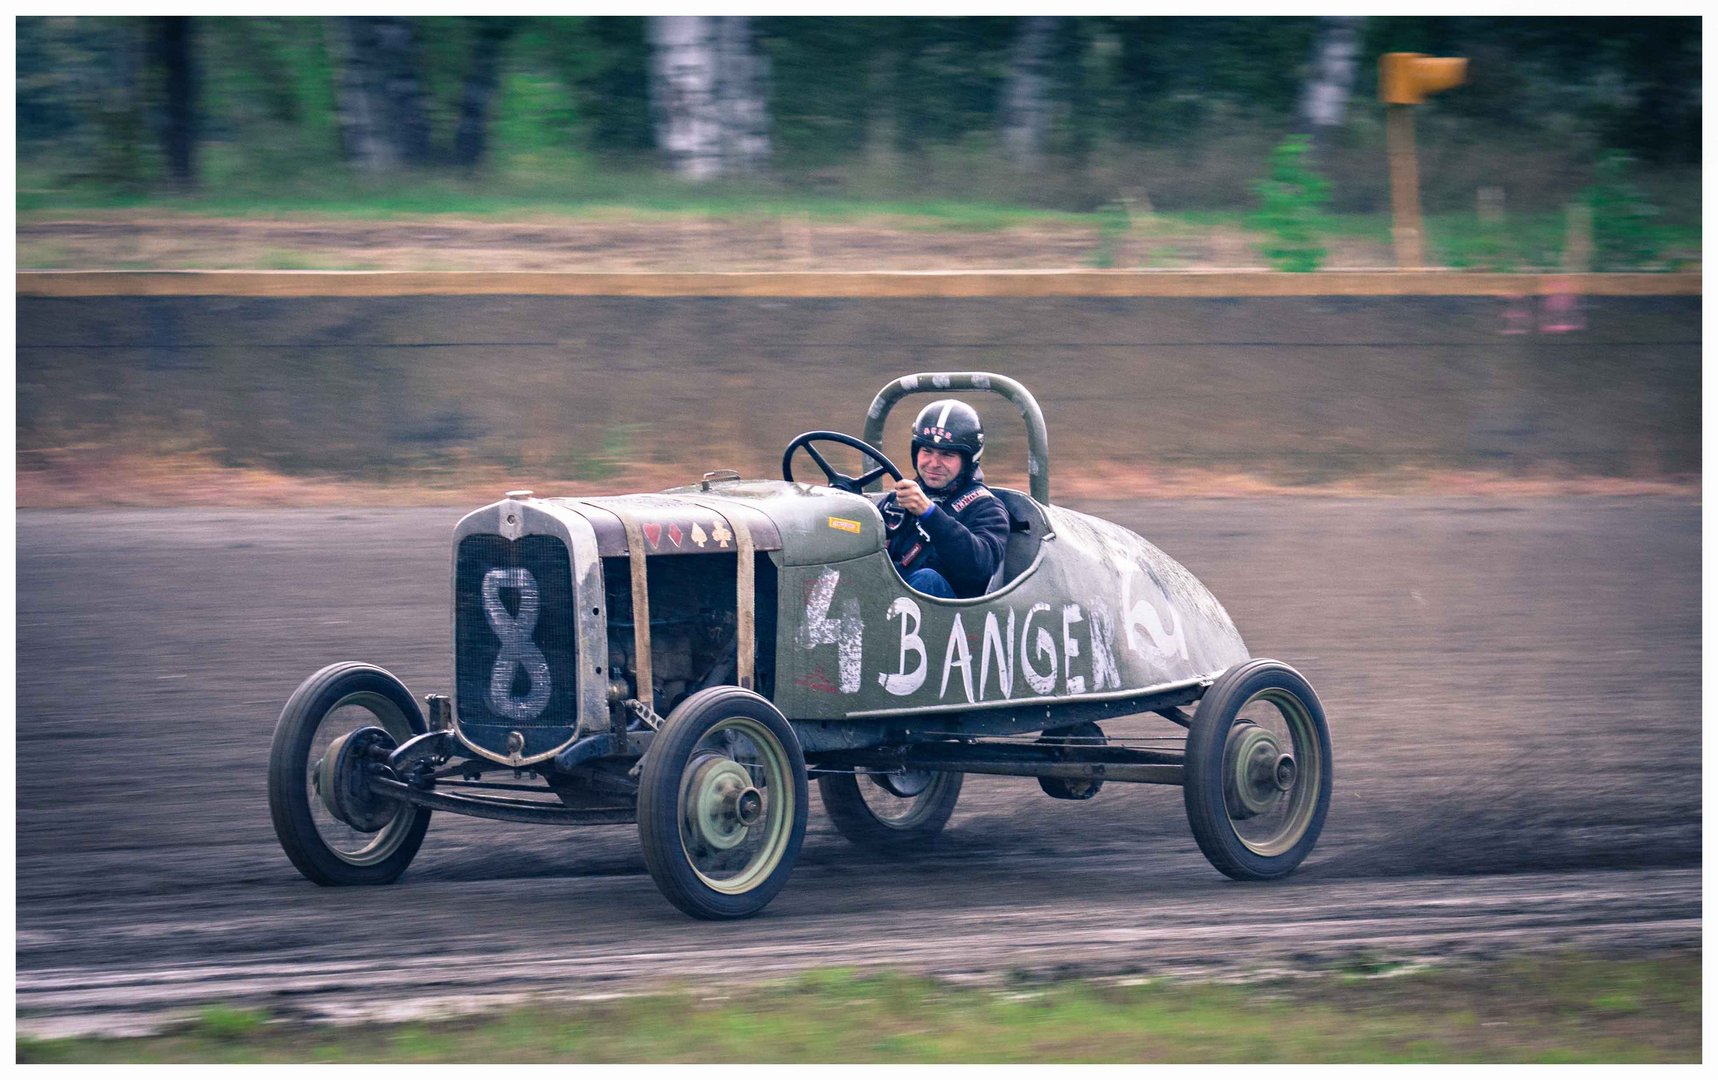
(818, 767), (963, 852)
(1036, 721), (1106, 800)
(637, 687), (808, 920)
(1183, 659), (1331, 880)
(267, 662), (431, 886)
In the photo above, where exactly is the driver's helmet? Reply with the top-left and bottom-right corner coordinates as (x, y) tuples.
(910, 399), (984, 483)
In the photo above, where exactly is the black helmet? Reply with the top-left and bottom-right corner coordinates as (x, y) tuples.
(910, 398), (984, 473)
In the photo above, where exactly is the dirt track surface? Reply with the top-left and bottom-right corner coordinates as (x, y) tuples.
(15, 497), (1701, 1037)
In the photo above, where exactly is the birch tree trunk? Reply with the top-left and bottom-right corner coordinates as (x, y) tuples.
(333, 16), (431, 174)
(1001, 16), (1059, 169)
(1297, 16), (1364, 140)
(712, 16), (770, 174)
(649, 15), (770, 180)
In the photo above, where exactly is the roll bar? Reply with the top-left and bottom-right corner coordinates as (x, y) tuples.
(861, 372), (1050, 505)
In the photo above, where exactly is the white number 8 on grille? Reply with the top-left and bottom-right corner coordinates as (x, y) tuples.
(482, 567), (553, 722)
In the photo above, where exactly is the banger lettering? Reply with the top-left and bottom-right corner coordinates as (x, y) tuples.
(879, 597), (927, 695)
(802, 574), (1135, 705)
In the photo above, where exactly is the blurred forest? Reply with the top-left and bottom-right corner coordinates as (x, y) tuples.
(15, 16), (1701, 234)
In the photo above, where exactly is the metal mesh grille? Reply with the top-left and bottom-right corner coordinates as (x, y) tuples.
(455, 534), (577, 740)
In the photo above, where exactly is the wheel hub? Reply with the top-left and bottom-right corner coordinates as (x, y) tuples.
(315, 725), (400, 832)
(1224, 722), (1293, 820)
(875, 768), (933, 798)
(685, 754), (762, 851)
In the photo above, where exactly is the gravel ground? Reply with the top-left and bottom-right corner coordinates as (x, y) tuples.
(15, 497), (1700, 1037)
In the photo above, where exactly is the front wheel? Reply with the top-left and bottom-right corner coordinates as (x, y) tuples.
(1183, 659), (1332, 881)
(267, 662), (431, 886)
(637, 687), (809, 920)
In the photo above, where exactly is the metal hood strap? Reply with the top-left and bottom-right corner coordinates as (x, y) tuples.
(687, 499), (758, 692)
(600, 503), (655, 709)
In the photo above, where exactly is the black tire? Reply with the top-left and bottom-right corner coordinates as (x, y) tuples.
(1183, 658), (1332, 881)
(267, 662), (431, 886)
(818, 768), (963, 852)
(637, 686), (808, 920)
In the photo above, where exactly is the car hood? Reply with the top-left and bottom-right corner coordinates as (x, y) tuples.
(547, 479), (883, 564)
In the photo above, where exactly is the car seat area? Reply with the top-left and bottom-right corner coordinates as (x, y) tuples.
(986, 488), (1048, 593)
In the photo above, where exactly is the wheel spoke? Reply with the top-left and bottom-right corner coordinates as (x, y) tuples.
(803, 443), (836, 483)
(781, 433), (901, 492)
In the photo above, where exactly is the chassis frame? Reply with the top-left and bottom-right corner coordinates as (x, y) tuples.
(358, 684), (1203, 829)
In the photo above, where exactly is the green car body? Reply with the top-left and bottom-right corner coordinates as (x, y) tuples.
(449, 372), (1248, 766)
(272, 371), (1330, 919)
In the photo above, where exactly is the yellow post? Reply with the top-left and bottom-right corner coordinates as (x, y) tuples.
(1379, 52), (1467, 271)
(1386, 105), (1424, 269)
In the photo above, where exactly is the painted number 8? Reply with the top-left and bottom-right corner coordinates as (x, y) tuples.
(482, 567), (552, 722)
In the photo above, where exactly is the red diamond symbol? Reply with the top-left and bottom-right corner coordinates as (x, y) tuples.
(642, 522), (662, 549)
(668, 523), (684, 547)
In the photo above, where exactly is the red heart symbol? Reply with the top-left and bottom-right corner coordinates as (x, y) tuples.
(642, 522), (662, 549)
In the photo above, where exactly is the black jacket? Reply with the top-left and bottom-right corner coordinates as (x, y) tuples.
(885, 469), (1010, 598)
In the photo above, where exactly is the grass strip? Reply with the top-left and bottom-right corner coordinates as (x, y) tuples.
(17, 950), (1700, 1064)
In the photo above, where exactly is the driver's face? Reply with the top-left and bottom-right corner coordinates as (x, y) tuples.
(915, 446), (963, 489)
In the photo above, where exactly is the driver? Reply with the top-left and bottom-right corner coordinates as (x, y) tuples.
(884, 399), (1010, 599)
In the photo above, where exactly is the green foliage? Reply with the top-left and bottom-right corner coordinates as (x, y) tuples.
(1250, 135), (1330, 271)
(1584, 151), (1664, 271)
(491, 71), (582, 158)
(16, 16), (1705, 205)
(14, 952), (1701, 1063)
(566, 423), (646, 482)
(191, 1006), (270, 1040)
(1108, 17), (1320, 142)
(1438, 225), (1518, 272)
(1084, 206), (1132, 267)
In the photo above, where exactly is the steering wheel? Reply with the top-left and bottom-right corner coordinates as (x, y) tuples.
(781, 431), (903, 495)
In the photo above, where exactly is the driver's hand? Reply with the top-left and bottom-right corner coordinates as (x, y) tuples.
(879, 493), (907, 535)
(892, 479), (931, 517)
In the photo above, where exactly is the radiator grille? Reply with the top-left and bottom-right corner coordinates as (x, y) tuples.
(455, 534), (577, 746)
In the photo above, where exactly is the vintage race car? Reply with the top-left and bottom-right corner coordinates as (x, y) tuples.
(268, 372), (1332, 919)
